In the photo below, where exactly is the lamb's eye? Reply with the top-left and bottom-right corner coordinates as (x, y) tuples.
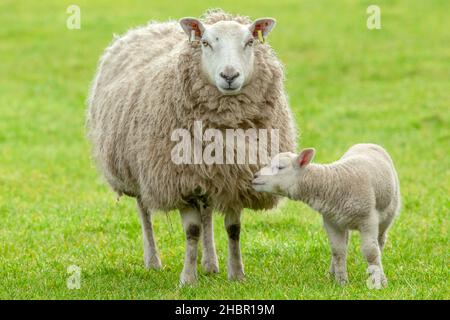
(277, 166), (285, 170)
(201, 40), (210, 48)
(245, 39), (254, 47)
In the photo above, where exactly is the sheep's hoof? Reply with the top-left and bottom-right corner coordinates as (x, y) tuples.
(381, 275), (388, 288)
(367, 275), (387, 289)
(329, 266), (335, 277)
(202, 260), (219, 274)
(329, 259), (336, 272)
(334, 273), (348, 286)
(228, 269), (245, 281)
(366, 265), (387, 289)
(179, 272), (198, 286)
(144, 256), (162, 270)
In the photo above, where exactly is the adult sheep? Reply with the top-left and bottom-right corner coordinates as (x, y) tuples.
(87, 9), (297, 285)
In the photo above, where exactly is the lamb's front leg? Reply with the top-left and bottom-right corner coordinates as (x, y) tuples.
(360, 220), (387, 289)
(323, 218), (348, 285)
(201, 207), (219, 274)
(225, 211), (245, 281)
(180, 207), (201, 285)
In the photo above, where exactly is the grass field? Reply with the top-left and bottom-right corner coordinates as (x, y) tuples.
(0, 0), (448, 299)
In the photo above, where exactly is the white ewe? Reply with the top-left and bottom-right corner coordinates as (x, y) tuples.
(87, 9), (297, 285)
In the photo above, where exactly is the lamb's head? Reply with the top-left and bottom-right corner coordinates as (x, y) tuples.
(180, 17), (276, 95)
(252, 148), (316, 195)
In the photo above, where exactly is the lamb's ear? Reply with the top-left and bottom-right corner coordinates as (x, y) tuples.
(179, 17), (205, 41)
(296, 148), (315, 168)
(249, 18), (276, 40)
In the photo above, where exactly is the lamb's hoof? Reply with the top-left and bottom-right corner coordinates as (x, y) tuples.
(334, 273), (348, 286)
(329, 267), (335, 277)
(366, 265), (387, 290)
(202, 260), (219, 274)
(179, 272), (197, 286)
(144, 256), (162, 270)
(381, 275), (388, 288)
(329, 261), (336, 274)
(228, 269), (245, 281)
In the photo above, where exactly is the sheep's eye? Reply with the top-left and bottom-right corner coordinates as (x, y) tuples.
(201, 40), (210, 48)
(245, 39), (254, 47)
(277, 166), (285, 170)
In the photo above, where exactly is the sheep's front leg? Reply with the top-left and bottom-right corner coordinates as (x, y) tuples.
(225, 211), (245, 281)
(180, 207), (201, 285)
(136, 198), (162, 269)
(201, 207), (219, 274)
(360, 220), (387, 289)
(323, 218), (348, 285)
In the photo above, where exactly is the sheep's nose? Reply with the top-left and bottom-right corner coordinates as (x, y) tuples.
(253, 173), (260, 179)
(220, 70), (240, 84)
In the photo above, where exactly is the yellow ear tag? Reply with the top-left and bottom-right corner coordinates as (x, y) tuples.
(257, 29), (265, 43)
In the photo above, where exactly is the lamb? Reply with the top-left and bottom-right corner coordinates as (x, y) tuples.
(252, 144), (400, 288)
(87, 9), (296, 285)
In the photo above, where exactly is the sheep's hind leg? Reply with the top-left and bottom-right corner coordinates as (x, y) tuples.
(323, 218), (349, 285)
(378, 214), (394, 252)
(136, 198), (162, 269)
(225, 211), (245, 281)
(360, 219), (387, 289)
(378, 227), (388, 252)
(180, 207), (202, 285)
(201, 207), (219, 274)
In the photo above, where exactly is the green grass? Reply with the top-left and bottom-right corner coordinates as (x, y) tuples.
(0, 0), (449, 299)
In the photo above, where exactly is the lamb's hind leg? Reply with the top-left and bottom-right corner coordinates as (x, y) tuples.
(180, 207), (202, 285)
(225, 211), (245, 281)
(136, 198), (162, 269)
(378, 215), (394, 252)
(201, 207), (219, 274)
(360, 218), (387, 289)
(323, 218), (349, 285)
(378, 226), (388, 252)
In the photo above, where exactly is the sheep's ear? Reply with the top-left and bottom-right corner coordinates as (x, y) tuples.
(179, 17), (205, 41)
(296, 148), (315, 168)
(249, 18), (276, 40)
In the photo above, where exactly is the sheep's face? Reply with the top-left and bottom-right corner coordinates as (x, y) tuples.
(252, 149), (315, 195)
(180, 17), (276, 95)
